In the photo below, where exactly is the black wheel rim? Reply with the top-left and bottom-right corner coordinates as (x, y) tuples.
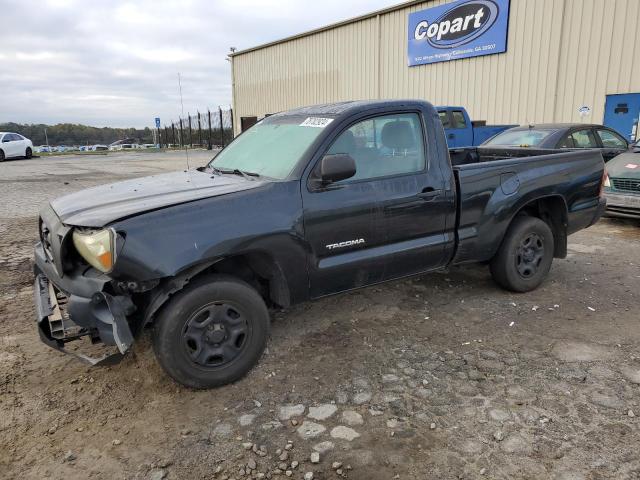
(515, 233), (544, 278)
(181, 302), (250, 368)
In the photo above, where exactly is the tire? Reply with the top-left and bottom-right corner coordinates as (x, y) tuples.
(490, 216), (554, 293)
(152, 274), (270, 389)
(0, 149), (4, 162)
(25, 147), (32, 159)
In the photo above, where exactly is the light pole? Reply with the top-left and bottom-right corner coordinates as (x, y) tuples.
(44, 128), (49, 147)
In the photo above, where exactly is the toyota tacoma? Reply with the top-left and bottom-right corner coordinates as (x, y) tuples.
(34, 100), (607, 388)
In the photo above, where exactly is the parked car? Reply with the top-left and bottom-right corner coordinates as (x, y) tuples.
(482, 124), (629, 162)
(37, 145), (54, 153)
(604, 139), (640, 219)
(0, 132), (33, 161)
(436, 106), (517, 147)
(91, 145), (109, 151)
(34, 100), (606, 388)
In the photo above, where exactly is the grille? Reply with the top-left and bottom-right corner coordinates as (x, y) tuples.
(611, 178), (640, 193)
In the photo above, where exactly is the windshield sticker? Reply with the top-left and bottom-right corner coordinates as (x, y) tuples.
(300, 117), (334, 128)
(625, 164), (638, 169)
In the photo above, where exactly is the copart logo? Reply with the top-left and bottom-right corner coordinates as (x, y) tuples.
(413, 0), (500, 49)
(326, 239), (365, 250)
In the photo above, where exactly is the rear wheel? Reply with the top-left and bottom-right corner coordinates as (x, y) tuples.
(25, 147), (32, 159)
(153, 274), (270, 389)
(490, 216), (554, 292)
(0, 149), (4, 162)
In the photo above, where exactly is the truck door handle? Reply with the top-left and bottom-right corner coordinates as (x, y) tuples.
(448, 134), (455, 139)
(417, 188), (442, 200)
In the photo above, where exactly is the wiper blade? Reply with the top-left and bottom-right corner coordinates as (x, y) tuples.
(214, 167), (260, 180)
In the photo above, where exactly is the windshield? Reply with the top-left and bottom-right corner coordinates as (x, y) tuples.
(484, 129), (555, 147)
(208, 117), (328, 180)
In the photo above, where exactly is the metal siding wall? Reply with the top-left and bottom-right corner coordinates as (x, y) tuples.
(555, 0), (640, 123)
(232, 18), (378, 133)
(232, 0), (639, 133)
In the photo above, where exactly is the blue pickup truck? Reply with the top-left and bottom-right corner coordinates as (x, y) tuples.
(437, 106), (517, 147)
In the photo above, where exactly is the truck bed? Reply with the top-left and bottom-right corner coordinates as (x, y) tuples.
(449, 146), (566, 166)
(450, 149), (605, 265)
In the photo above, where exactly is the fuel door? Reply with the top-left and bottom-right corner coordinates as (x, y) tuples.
(500, 172), (520, 196)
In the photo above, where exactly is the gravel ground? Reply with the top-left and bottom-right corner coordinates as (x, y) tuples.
(1, 151), (639, 480)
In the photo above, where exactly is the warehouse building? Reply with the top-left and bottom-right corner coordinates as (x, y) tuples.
(230, 0), (640, 142)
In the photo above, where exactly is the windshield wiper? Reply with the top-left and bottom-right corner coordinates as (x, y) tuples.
(211, 167), (260, 180)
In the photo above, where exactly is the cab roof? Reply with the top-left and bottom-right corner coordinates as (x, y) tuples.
(271, 100), (436, 118)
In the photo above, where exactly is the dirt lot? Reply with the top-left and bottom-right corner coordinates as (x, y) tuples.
(1, 151), (639, 480)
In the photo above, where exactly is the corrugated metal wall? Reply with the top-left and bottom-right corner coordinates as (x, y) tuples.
(232, 0), (640, 134)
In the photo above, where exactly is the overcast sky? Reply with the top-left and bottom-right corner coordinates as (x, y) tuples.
(0, 0), (398, 128)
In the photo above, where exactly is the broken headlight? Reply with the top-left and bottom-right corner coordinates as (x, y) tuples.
(72, 228), (117, 273)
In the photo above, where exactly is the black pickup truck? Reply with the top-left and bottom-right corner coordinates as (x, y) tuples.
(34, 100), (606, 388)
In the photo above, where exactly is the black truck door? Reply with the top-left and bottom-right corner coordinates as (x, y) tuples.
(302, 123), (386, 298)
(302, 111), (454, 297)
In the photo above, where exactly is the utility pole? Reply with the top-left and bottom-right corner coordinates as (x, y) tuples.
(44, 128), (49, 146)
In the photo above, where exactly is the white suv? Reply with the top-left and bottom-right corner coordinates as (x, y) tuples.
(0, 132), (34, 161)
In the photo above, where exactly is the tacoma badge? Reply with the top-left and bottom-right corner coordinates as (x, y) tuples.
(326, 239), (365, 250)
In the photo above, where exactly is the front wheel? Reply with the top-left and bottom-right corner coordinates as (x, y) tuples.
(153, 274), (270, 389)
(490, 216), (554, 293)
(25, 147), (32, 159)
(0, 149), (5, 162)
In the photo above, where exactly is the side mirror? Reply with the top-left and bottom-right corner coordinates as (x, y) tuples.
(320, 154), (356, 184)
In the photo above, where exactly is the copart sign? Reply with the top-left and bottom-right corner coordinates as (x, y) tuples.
(408, 0), (510, 66)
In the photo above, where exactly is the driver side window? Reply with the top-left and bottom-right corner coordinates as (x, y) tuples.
(326, 113), (426, 182)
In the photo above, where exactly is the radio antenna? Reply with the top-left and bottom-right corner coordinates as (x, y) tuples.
(178, 72), (191, 171)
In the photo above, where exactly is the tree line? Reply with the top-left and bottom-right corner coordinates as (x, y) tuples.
(0, 122), (155, 146)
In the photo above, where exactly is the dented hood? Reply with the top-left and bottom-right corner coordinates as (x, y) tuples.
(50, 170), (265, 227)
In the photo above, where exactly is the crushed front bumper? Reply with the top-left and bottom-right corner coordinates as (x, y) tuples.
(33, 243), (136, 365)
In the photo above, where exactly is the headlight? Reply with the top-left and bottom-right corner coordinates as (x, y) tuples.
(72, 228), (116, 273)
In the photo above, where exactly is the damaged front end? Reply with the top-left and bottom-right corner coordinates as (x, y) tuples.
(33, 205), (138, 365)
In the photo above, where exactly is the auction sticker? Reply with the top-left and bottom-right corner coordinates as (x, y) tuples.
(300, 117), (334, 128)
(625, 164), (638, 169)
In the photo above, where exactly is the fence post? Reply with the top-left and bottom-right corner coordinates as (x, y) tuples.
(197, 112), (203, 148)
(188, 114), (193, 148)
(172, 123), (176, 147)
(207, 110), (213, 149)
(179, 119), (184, 148)
(219, 107), (225, 148)
(229, 107), (234, 141)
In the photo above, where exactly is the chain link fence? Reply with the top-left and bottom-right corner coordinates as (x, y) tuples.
(161, 107), (233, 149)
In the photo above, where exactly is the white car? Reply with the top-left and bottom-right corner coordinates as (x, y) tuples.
(0, 132), (34, 161)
